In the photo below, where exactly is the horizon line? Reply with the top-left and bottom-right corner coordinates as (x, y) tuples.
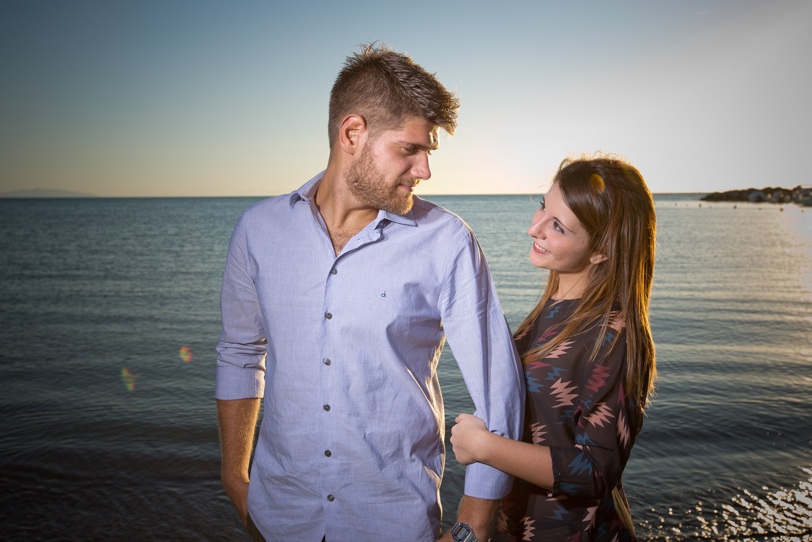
(0, 191), (710, 200)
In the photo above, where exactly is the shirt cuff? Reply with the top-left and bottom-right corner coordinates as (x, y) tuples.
(215, 363), (265, 400)
(462, 461), (513, 500)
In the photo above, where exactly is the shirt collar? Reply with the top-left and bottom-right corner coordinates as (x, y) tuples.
(289, 170), (417, 228)
(289, 171), (324, 208)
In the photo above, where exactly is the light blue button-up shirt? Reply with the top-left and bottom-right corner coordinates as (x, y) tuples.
(216, 172), (524, 542)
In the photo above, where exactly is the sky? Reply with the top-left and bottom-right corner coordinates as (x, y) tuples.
(1, 0), (810, 197)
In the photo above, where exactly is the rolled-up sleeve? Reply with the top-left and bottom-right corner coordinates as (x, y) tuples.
(440, 226), (525, 499)
(215, 213), (267, 400)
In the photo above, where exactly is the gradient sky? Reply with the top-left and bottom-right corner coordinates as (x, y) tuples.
(2, 0), (810, 197)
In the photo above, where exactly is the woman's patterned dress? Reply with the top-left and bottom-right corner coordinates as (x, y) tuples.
(494, 298), (642, 542)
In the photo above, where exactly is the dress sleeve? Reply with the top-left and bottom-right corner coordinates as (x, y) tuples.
(439, 225), (525, 500)
(548, 315), (638, 500)
(215, 212), (268, 400)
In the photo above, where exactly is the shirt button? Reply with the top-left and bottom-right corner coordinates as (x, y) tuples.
(327, 494), (335, 502)
(324, 450), (331, 457)
(330, 268), (337, 275)
(324, 358), (332, 366)
(323, 404), (331, 412)
(325, 312), (332, 320)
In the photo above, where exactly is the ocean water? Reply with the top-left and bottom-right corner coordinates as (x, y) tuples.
(0, 194), (810, 541)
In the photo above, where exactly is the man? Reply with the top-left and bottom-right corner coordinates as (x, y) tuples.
(216, 43), (524, 542)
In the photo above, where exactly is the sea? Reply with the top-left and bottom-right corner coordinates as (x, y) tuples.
(0, 193), (810, 541)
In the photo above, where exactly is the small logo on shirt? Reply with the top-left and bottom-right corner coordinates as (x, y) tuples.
(381, 291), (387, 298)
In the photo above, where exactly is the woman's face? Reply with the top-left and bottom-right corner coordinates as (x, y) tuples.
(527, 182), (596, 279)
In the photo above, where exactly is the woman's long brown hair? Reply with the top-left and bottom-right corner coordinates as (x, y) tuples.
(514, 156), (657, 406)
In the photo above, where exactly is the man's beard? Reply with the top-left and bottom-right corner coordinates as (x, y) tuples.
(345, 146), (415, 215)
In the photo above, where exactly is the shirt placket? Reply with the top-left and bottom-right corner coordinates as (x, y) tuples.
(317, 219), (386, 526)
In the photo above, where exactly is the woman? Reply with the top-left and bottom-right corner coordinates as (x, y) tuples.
(450, 156), (656, 541)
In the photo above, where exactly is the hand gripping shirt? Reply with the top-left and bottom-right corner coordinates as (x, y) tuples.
(215, 172), (525, 542)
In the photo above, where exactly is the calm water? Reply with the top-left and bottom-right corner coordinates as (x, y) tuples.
(0, 194), (810, 541)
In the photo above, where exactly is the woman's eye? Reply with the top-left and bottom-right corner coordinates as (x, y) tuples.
(553, 221), (564, 234)
(538, 197), (545, 211)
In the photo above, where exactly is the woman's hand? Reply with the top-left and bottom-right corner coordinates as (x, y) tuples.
(450, 413), (490, 465)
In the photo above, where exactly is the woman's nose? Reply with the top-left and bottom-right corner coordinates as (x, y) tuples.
(528, 213), (544, 237)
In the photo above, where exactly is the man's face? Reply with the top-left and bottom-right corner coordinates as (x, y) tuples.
(345, 117), (438, 215)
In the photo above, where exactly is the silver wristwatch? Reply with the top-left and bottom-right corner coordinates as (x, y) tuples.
(450, 522), (479, 542)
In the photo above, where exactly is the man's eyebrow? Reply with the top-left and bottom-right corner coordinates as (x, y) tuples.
(402, 140), (439, 152)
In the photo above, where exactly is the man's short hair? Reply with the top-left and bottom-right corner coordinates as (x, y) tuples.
(328, 43), (459, 148)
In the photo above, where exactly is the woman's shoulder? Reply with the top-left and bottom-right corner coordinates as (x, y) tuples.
(534, 299), (624, 337)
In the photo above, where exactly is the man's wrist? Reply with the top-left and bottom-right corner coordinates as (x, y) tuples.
(453, 495), (498, 541)
(450, 522), (479, 542)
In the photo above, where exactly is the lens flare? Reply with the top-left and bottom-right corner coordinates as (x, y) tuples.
(121, 367), (137, 392)
(179, 346), (193, 363)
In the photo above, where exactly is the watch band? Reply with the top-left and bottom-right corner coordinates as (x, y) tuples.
(450, 522), (479, 542)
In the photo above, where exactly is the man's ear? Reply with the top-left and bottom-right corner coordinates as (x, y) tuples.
(590, 253), (608, 265)
(338, 114), (367, 155)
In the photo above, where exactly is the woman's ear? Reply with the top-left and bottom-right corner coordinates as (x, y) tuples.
(338, 114), (367, 155)
(590, 253), (608, 265)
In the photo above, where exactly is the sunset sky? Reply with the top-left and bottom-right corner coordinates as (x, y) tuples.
(2, 0), (810, 197)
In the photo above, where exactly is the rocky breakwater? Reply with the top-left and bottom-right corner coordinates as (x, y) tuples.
(702, 185), (812, 206)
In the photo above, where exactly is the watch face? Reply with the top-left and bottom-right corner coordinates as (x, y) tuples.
(451, 522), (473, 540)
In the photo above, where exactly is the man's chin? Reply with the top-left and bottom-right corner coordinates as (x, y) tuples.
(384, 195), (413, 215)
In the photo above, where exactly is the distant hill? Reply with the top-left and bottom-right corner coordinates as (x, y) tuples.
(701, 185), (810, 204)
(0, 188), (98, 198)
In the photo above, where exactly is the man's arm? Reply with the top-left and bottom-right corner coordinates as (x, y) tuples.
(438, 228), (526, 540)
(439, 495), (498, 541)
(217, 397), (260, 524)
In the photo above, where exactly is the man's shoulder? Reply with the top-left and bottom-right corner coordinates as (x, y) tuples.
(239, 192), (297, 223)
(410, 196), (471, 235)
(240, 173), (321, 223)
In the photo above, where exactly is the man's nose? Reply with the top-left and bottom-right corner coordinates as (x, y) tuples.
(412, 153), (431, 181)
